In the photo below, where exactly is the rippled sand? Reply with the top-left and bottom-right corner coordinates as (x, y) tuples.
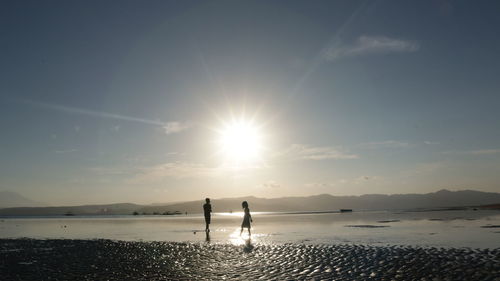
(1, 239), (499, 280)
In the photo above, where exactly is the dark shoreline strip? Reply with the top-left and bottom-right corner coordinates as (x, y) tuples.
(1, 239), (499, 281)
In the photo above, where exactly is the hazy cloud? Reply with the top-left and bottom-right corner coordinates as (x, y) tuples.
(305, 182), (335, 188)
(20, 99), (165, 126)
(54, 149), (78, 154)
(258, 180), (281, 189)
(324, 35), (419, 61)
(443, 149), (500, 155)
(305, 176), (381, 189)
(287, 144), (359, 160)
(88, 166), (128, 176)
(358, 140), (410, 149)
(163, 122), (191, 135)
(128, 162), (218, 184)
(352, 175), (381, 184)
(165, 152), (184, 157)
(21, 99), (193, 135)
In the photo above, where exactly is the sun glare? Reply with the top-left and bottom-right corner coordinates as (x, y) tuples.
(217, 118), (263, 165)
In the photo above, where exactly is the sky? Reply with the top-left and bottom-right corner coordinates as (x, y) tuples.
(1, 0), (499, 205)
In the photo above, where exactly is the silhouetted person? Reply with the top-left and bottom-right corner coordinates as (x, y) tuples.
(205, 230), (210, 243)
(203, 198), (212, 232)
(240, 201), (253, 236)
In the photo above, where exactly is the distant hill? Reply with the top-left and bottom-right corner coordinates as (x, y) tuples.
(137, 189), (500, 214)
(0, 203), (141, 216)
(0, 191), (46, 208)
(1, 189), (499, 216)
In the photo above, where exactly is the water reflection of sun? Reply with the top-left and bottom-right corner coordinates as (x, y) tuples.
(229, 228), (251, 245)
(228, 228), (268, 246)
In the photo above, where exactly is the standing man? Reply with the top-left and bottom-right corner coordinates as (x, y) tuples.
(203, 198), (212, 232)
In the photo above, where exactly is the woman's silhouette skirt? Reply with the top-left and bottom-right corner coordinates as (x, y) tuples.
(241, 216), (251, 228)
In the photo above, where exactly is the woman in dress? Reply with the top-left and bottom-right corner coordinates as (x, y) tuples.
(240, 201), (253, 236)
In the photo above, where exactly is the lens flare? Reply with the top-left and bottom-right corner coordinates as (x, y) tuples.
(216, 117), (264, 167)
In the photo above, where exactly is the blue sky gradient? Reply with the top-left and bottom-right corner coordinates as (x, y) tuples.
(1, 0), (499, 204)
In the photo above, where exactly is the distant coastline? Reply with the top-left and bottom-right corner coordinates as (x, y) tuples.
(1, 189), (499, 216)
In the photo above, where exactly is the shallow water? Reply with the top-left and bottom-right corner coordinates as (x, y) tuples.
(1, 209), (499, 248)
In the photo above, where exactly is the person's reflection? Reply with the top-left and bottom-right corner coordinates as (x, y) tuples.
(243, 237), (254, 253)
(205, 230), (210, 243)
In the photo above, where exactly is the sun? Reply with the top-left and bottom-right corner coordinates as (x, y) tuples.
(216, 118), (263, 165)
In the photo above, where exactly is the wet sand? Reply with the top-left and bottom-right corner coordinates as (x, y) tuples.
(1, 239), (499, 281)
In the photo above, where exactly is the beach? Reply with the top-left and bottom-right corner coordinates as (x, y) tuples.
(1, 238), (499, 280)
(1, 210), (499, 280)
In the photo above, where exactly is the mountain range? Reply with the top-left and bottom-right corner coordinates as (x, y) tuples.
(0, 189), (499, 216)
(0, 191), (46, 208)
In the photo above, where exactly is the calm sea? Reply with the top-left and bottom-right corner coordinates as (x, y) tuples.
(1, 209), (499, 248)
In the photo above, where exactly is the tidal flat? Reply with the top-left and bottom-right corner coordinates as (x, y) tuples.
(1, 209), (499, 248)
(1, 239), (499, 281)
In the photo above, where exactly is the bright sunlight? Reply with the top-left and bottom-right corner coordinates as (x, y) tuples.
(216, 117), (263, 166)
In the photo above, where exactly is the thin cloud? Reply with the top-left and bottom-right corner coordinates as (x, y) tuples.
(443, 149), (500, 155)
(88, 166), (128, 176)
(286, 144), (359, 160)
(127, 160), (267, 184)
(358, 140), (410, 149)
(305, 182), (335, 188)
(20, 99), (165, 126)
(258, 180), (281, 189)
(352, 175), (381, 184)
(54, 149), (78, 154)
(324, 35), (419, 61)
(163, 122), (191, 135)
(128, 162), (219, 184)
(19, 99), (191, 135)
(305, 176), (381, 188)
(165, 152), (184, 156)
